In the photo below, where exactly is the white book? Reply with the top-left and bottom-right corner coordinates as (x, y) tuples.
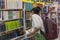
(0, 11), (2, 21)
(3, 11), (8, 20)
(6, 0), (17, 9)
(13, 11), (18, 19)
(17, 0), (22, 9)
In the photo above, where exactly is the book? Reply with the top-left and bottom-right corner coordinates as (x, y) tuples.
(25, 3), (32, 11)
(8, 11), (13, 19)
(19, 18), (24, 26)
(17, 0), (23, 9)
(12, 11), (18, 19)
(15, 20), (21, 28)
(5, 20), (20, 31)
(0, 11), (2, 21)
(22, 11), (24, 18)
(17, 11), (21, 18)
(0, 0), (5, 9)
(6, 0), (17, 9)
(0, 22), (6, 32)
(3, 11), (8, 20)
(6, 0), (22, 9)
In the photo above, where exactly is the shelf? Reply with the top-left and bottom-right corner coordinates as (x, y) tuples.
(10, 34), (25, 40)
(23, 1), (52, 4)
(0, 9), (22, 11)
(0, 27), (24, 36)
(0, 18), (21, 22)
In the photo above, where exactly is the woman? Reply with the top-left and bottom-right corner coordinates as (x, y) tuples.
(41, 13), (58, 40)
(26, 7), (45, 40)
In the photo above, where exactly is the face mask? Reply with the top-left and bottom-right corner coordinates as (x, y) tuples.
(51, 14), (56, 19)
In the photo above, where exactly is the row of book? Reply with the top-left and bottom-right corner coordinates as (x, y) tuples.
(0, 0), (55, 9)
(0, 0), (5, 9)
(0, 20), (21, 32)
(0, 0), (22, 9)
(23, 0), (56, 2)
(0, 11), (22, 21)
(25, 2), (51, 12)
(0, 27), (25, 40)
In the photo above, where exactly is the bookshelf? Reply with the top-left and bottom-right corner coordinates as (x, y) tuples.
(0, 9), (25, 40)
(0, 0), (26, 40)
(0, 0), (56, 40)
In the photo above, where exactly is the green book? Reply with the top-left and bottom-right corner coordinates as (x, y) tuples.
(5, 20), (21, 31)
(8, 22), (12, 30)
(8, 11), (13, 19)
(12, 21), (17, 29)
(15, 20), (20, 28)
(5, 22), (12, 31)
(5, 22), (8, 30)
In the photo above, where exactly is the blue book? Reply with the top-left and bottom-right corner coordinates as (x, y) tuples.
(0, 23), (6, 32)
(19, 18), (24, 26)
(25, 3), (32, 11)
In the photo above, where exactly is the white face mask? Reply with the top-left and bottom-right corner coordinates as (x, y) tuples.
(51, 14), (56, 19)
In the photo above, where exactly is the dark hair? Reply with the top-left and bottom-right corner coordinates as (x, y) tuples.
(31, 7), (41, 14)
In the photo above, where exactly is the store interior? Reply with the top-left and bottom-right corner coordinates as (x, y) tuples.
(0, 0), (59, 40)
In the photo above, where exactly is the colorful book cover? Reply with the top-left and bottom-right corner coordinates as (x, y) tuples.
(10, 21), (14, 30)
(12, 21), (16, 29)
(5, 21), (13, 31)
(17, 11), (21, 18)
(12, 11), (18, 19)
(2, 0), (5, 9)
(19, 18), (24, 26)
(0, 23), (6, 32)
(0, 11), (2, 21)
(6, 0), (17, 9)
(5, 20), (21, 31)
(22, 11), (24, 18)
(25, 3), (32, 11)
(3, 11), (8, 20)
(8, 11), (13, 19)
(15, 20), (20, 28)
(0, 0), (5, 9)
(5, 22), (8, 30)
(17, 0), (23, 9)
(7, 22), (13, 30)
